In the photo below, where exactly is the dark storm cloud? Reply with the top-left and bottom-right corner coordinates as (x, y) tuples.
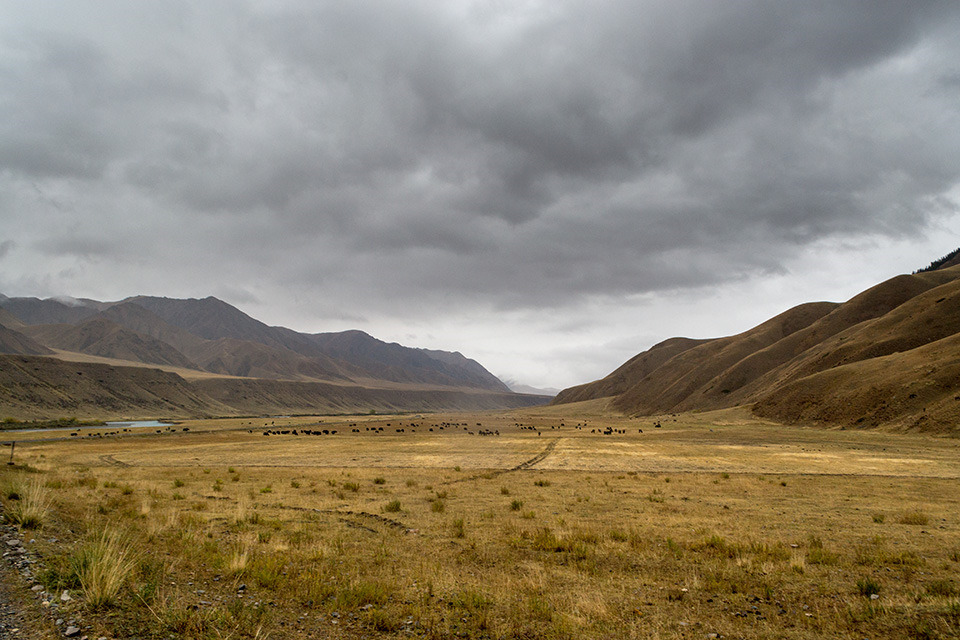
(2, 0), (959, 324)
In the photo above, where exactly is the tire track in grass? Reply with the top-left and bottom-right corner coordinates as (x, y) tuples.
(448, 437), (561, 483)
(99, 454), (130, 467)
(279, 505), (412, 534)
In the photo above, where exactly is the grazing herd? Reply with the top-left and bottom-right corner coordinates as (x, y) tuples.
(68, 425), (190, 438)
(257, 416), (670, 438)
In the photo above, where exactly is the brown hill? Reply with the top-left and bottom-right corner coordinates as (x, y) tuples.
(0, 355), (233, 420)
(0, 325), (53, 356)
(0, 354), (549, 420)
(308, 330), (510, 391)
(22, 318), (199, 370)
(0, 308), (26, 330)
(188, 337), (352, 382)
(0, 296), (101, 325)
(751, 332), (960, 433)
(119, 297), (508, 390)
(96, 302), (352, 382)
(97, 302), (208, 355)
(683, 269), (960, 411)
(555, 263), (960, 431)
(610, 301), (836, 415)
(194, 378), (547, 416)
(553, 337), (709, 404)
(727, 273), (960, 405)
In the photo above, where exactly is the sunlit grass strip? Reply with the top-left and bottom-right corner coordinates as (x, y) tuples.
(71, 528), (137, 609)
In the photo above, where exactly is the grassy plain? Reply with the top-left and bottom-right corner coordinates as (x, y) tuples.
(1, 404), (959, 639)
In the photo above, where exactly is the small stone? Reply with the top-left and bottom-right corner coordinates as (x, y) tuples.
(61, 590), (72, 602)
(237, 583), (247, 591)
(870, 594), (880, 600)
(31, 584), (44, 592)
(64, 626), (81, 637)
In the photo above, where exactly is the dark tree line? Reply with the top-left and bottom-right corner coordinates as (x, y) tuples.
(914, 247), (960, 274)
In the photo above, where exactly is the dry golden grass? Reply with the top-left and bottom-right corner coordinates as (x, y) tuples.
(1, 407), (959, 639)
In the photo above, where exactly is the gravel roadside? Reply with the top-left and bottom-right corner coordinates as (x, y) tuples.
(0, 548), (57, 639)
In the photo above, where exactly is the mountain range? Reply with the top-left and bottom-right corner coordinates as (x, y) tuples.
(553, 257), (960, 433)
(0, 294), (548, 419)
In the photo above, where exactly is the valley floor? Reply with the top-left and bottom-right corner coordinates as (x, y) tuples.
(1, 407), (958, 639)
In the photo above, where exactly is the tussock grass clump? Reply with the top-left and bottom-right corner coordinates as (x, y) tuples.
(71, 529), (137, 609)
(5, 478), (51, 529)
(383, 500), (402, 513)
(510, 499), (523, 511)
(75, 475), (98, 489)
(807, 546), (840, 566)
(925, 580), (957, 598)
(898, 511), (930, 526)
(608, 529), (628, 542)
(856, 576), (881, 597)
(337, 581), (392, 608)
(451, 518), (465, 538)
(249, 553), (286, 589)
(227, 541), (251, 575)
(373, 477), (386, 485)
(431, 499), (446, 513)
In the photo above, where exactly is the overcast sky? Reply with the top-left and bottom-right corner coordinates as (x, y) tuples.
(2, 1), (960, 390)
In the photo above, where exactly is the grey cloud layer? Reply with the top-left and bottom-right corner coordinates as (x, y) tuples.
(2, 0), (959, 313)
